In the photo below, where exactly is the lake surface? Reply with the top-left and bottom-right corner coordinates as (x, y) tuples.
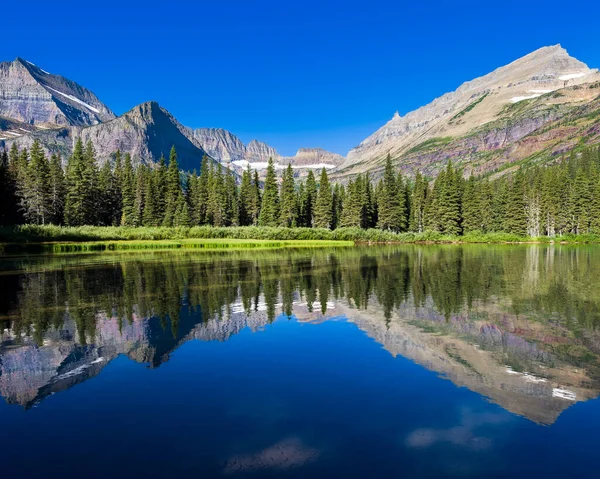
(1, 245), (600, 478)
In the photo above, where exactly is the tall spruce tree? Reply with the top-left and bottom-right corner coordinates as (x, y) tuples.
(65, 139), (98, 226)
(238, 166), (253, 226)
(314, 168), (333, 229)
(258, 157), (280, 227)
(162, 146), (180, 227)
(279, 164), (297, 227)
(377, 155), (403, 231)
(409, 172), (427, 233)
(299, 170), (317, 227)
(120, 153), (135, 226)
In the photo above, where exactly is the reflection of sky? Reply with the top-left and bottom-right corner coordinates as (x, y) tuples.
(1, 314), (600, 478)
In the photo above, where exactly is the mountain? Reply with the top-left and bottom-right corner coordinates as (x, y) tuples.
(3, 101), (215, 171)
(0, 58), (114, 132)
(188, 128), (279, 163)
(339, 45), (600, 180)
(188, 127), (247, 162)
(188, 127), (345, 172)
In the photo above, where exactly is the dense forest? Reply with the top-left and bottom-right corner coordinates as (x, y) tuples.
(1, 138), (600, 237)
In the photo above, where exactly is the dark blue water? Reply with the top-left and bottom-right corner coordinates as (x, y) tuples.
(1, 246), (600, 478)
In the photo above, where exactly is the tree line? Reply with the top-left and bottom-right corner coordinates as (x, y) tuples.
(1, 138), (600, 236)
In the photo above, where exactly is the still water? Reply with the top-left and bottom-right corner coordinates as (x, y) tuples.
(1, 246), (600, 478)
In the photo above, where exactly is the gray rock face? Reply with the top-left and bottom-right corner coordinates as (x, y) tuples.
(0, 58), (114, 128)
(78, 101), (213, 170)
(246, 139), (279, 162)
(188, 129), (345, 175)
(189, 127), (247, 162)
(4, 101), (217, 172)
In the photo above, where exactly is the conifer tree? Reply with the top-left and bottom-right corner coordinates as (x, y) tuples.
(154, 153), (168, 224)
(409, 172), (427, 233)
(207, 164), (225, 226)
(298, 170), (317, 227)
(258, 157), (280, 227)
(98, 160), (119, 226)
(238, 166), (253, 226)
(461, 176), (481, 234)
(279, 164), (297, 227)
(132, 165), (146, 227)
(120, 153), (135, 226)
(251, 170), (262, 225)
(340, 178), (362, 228)
(65, 139), (98, 226)
(503, 170), (527, 235)
(224, 167), (238, 226)
(195, 156), (210, 225)
(377, 155), (403, 231)
(173, 190), (191, 227)
(332, 183), (344, 230)
(143, 172), (158, 226)
(314, 168), (333, 229)
(25, 140), (52, 224)
(162, 146), (180, 227)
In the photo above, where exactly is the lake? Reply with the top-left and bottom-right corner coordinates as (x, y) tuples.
(1, 245), (600, 478)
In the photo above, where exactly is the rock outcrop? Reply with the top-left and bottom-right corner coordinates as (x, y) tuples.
(0, 58), (114, 128)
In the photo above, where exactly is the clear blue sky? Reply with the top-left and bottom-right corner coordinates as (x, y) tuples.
(3, 0), (599, 156)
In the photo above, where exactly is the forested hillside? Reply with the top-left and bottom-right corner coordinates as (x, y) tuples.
(2, 139), (599, 238)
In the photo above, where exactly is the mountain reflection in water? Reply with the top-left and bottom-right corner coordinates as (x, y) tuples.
(1, 245), (599, 427)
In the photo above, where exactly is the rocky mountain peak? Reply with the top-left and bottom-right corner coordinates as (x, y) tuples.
(246, 139), (279, 161)
(0, 57), (114, 129)
(341, 44), (600, 176)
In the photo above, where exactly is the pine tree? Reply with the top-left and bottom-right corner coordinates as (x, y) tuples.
(65, 138), (98, 226)
(314, 168), (333, 229)
(299, 170), (317, 227)
(224, 167), (238, 226)
(131, 165), (146, 227)
(154, 153), (168, 225)
(251, 170), (262, 225)
(24, 140), (52, 224)
(120, 153), (135, 226)
(279, 164), (297, 227)
(162, 146), (180, 227)
(332, 183), (344, 230)
(377, 155), (403, 231)
(461, 176), (481, 234)
(207, 164), (225, 226)
(238, 166), (253, 226)
(0, 148), (13, 225)
(1, 145), (23, 224)
(340, 178), (361, 228)
(436, 162), (462, 235)
(258, 157), (280, 227)
(409, 172), (427, 233)
(195, 156), (210, 225)
(173, 190), (191, 227)
(143, 172), (158, 226)
(503, 170), (527, 236)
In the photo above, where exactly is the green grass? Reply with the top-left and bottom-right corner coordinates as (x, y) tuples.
(2, 225), (600, 255)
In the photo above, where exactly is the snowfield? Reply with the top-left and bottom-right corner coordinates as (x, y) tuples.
(45, 86), (100, 113)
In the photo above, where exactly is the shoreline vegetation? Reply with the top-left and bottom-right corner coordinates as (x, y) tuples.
(2, 140), (600, 253)
(3, 225), (600, 255)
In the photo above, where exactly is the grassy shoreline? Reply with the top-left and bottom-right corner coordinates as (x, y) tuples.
(2, 225), (600, 254)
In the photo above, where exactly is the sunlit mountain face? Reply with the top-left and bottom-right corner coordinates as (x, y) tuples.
(1, 246), (600, 477)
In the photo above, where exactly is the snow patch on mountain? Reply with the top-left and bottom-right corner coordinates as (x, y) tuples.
(45, 86), (100, 113)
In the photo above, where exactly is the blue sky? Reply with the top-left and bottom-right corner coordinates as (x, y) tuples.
(3, 0), (599, 156)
